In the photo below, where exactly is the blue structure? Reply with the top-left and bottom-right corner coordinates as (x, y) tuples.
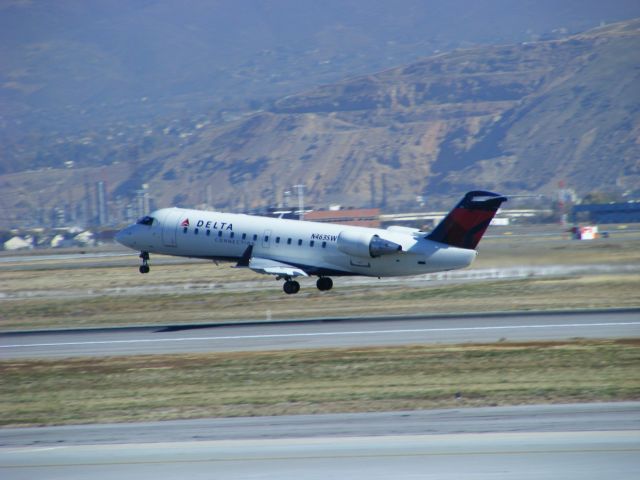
(571, 202), (640, 224)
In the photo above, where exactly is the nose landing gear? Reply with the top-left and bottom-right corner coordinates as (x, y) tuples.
(139, 251), (150, 274)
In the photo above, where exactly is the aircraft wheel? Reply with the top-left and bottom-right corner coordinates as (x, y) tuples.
(283, 280), (300, 294)
(139, 251), (150, 274)
(316, 277), (333, 291)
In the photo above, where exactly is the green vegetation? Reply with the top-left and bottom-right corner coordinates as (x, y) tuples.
(1, 340), (638, 427)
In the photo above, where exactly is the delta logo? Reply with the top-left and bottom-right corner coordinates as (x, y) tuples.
(180, 217), (234, 231)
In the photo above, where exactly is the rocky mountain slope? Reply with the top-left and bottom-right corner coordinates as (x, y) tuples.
(147, 18), (640, 210)
(1, 18), (639, 227)
(4, 0), (638, 140)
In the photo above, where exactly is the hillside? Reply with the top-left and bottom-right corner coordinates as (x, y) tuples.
(1, 18), (639, 228)
(146, 19), (640, 209)
(4, 0), (638, 142)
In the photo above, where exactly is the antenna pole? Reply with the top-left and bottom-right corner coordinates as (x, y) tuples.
(295, 184), (305, 220)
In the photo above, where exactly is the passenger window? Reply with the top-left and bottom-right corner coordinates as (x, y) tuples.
(287, 238), (292, 245)
(264, 236), (269, 242)
(298, 239), (302, 246)
(183, 227), (188, 234)
(322, 241), (327, 248)
(230, 232), (235, 238)
(194, 228), (199, 235)
(218, 231), (223, 237)
(242, 233), (247, 240)
(206, 230), (211, 236)
(276, 237), (280, 243)
(253, 234), (258, 241)
(310, 240), (315, 247)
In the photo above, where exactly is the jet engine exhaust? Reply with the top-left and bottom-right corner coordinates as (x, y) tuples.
(369, 235), (402, 257)
(336, 230), (402, 258)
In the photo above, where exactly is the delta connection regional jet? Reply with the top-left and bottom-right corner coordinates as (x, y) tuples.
(116, 191), (507, 294)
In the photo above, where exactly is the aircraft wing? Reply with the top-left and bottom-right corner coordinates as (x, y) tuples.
(235, 245), (309, 277)
(248, 257), (309, 277)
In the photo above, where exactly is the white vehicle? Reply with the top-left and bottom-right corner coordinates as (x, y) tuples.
(116, 190), (506, 294)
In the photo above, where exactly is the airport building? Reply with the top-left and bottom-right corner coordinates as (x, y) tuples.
(571, 202), (640, 224)
(304, 208), (381, 228)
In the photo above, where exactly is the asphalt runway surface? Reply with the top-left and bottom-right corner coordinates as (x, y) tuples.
(3, 402), (638, 447)
(2, 403), (639, 479)
(1, 309), (639, 359)
(2, 310), (639, 478)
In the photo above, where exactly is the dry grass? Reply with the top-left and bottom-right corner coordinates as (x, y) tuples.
(2, 233), (639, 293)
(1, 234), (639, 331)
(1, 275), (639, 330)
(1, 339), (638, 427)
(1, 235), (637, 428)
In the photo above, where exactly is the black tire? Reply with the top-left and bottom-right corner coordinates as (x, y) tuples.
(283, 280), (300, 294)
(139, 265), (150, 274)
(316, 277), (333, 291)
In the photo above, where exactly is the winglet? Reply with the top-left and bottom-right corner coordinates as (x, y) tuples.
(235, 244), (253, 267)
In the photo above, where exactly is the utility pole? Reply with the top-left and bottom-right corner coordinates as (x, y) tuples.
(294, 184), (305, 220)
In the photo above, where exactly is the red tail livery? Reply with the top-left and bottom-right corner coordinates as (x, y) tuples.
(427, 191), (507, 249)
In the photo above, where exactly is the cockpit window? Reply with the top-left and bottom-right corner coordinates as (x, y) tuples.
(136, 216), (154, 226)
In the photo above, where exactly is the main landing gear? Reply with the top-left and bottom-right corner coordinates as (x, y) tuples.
(281, 276), (334, 294)
(283, 279), (300, 295)
(139, 251), (150, 274)
(316, 277), (333, 291)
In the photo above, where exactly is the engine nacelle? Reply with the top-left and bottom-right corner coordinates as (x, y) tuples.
(337, 230), (402, 258)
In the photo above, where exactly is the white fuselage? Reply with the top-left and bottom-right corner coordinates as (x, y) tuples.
(116, 207), (477, 277)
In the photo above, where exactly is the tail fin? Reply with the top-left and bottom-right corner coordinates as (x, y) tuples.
(427, 191), (507, 249)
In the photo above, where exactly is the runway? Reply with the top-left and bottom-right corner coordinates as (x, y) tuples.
(1, 309), (639, 359)
(1, 432), (638, 480)
(2, 402), (639, 446)
(2, 403), (639, 479)
(2, 310), (639, 478)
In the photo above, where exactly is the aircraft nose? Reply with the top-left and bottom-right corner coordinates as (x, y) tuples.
(115, 226), (133, 247)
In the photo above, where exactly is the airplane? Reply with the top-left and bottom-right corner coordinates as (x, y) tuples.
(115, 190), (507, 294)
